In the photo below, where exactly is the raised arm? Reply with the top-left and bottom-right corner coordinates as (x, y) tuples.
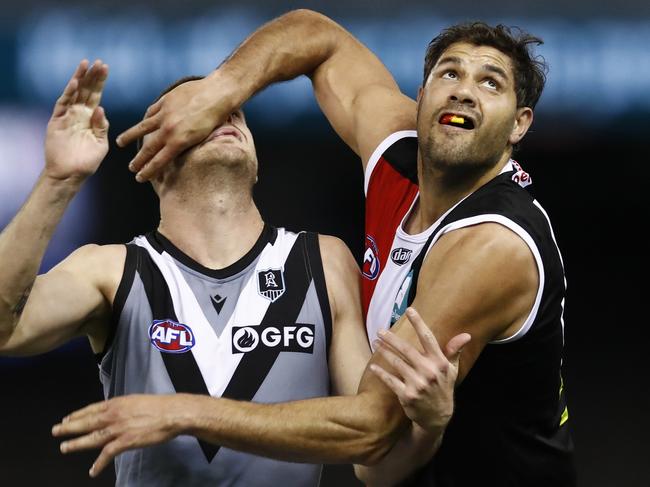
(119, 9), (416, 181)
(0, 60), (122, 356)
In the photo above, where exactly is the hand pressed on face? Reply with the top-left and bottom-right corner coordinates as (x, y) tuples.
(370, 307), (470, 432)
(116, 77), (238, 183)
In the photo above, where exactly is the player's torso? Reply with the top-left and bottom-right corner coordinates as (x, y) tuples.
(100, 225), (331, 487)
(363, 132), (575, 486)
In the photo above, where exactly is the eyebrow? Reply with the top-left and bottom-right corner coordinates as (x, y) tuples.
(436, 56), (463, 68)
(483, 63), (509, 81)
(436, 56), (510, 82)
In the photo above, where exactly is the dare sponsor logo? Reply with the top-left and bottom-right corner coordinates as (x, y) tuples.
(362, 235), (380, 280)
(231, 324), (315, 354)
(511, 159), (532, 188)
(390, 247), (412, 266)
(149, 320), (196, 353)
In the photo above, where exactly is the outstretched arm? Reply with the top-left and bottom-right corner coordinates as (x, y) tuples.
(119, 9), (416, 181)
(0, 60), (120, 356)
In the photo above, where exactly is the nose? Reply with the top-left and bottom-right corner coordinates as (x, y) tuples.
(449, 80), (477, 107)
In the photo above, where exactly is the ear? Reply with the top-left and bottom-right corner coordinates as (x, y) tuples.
(416, 86), (424, 103)
(509, 107), (534, 145)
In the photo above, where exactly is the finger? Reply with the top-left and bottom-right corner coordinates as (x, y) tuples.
(62, 400), (109, 424)
(126, 129), (165, 174)
(77, 59), (103, 105)
(143, 98), (163, 119)
(375, 340), (423, 385)
(59, 427), (115, 454)
(405, 307), (444, 358)
(444, 332), (471, 365)
(86, 63), (109, 109)
(90, 440), (123, 478)
(53, 413), (107, 438)
(116, 113), (161, 148)
(51, 60), (88, 117)
(135, 144), (180, 182)
(377, 328), (423, 368)
(91, 106), (110, 139)
(369, 364), (406, 396)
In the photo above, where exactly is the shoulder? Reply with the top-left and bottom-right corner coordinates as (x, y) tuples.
(420, 222), (538, 319)
(316, 234), (360, 315)
(58, 244), (127, 272)
(53, 243), (128, 302)
(439, 222), (533, 259)
(355, 85), (417, 164)
(317, 234), (358, 275)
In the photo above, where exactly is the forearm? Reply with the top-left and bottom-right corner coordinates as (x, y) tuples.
(177, 392), (407, 465)
(355, 423), (443, 486)
(205, 9), (344, 108)
(0, 173), (82, 334)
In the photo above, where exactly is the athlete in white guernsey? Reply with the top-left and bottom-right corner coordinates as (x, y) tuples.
(82, 10), (575, 487)
(0, 61), (463, 486)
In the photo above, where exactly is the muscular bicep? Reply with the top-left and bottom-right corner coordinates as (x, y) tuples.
(390, 223), (539, 382)
(309, 26), (416, 166)
(0, 244), (125, 356)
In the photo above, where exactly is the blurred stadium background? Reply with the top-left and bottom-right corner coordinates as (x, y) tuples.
(0, 1), (647, 485)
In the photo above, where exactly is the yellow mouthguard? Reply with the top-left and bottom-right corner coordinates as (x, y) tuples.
(450, 116), (465, 124)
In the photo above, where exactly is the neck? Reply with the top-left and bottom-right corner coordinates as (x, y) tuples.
(158, 182), (264, 270)
(405, 151), (511, 234)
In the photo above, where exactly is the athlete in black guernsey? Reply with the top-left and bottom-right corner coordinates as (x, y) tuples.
(90, 10), (576, 487)
(0, 62), (464, 486)
(364, 133), (573, 485)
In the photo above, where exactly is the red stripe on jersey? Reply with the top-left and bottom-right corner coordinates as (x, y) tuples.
(362, 157), (418, 318)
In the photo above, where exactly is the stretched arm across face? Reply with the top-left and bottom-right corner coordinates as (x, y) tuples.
(119, 9), (416, 181)
(0, 60), (123, 356)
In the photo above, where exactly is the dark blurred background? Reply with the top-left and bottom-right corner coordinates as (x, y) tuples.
(1, 1), (648, 486)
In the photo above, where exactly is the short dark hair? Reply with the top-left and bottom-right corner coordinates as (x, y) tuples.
(136, 75), (204, 152)
(422, 22), (547, 109)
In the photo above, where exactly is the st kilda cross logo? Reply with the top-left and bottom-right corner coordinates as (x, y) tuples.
(257, 268), (285, 302)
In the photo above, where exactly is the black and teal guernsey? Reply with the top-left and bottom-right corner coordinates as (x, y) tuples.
(363, 132), (575, 487)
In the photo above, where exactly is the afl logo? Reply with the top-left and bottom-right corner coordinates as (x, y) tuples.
(390, 247), (412, 266)
(363, 235), (380, 280)
(149, 320), (196, 353)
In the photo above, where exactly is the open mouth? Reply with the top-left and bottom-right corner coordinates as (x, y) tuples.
(439, 113), (475, 130)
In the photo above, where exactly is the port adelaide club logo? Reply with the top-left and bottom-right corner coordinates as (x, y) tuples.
(149, 320), (196, 353)
(257, 268), (285, 302)
(232, 324), (315, 354)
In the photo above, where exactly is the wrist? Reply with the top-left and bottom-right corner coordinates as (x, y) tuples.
(39, 171), (86, 197)
(205, 66), (250, 111)
(169, 393), (209, 437)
